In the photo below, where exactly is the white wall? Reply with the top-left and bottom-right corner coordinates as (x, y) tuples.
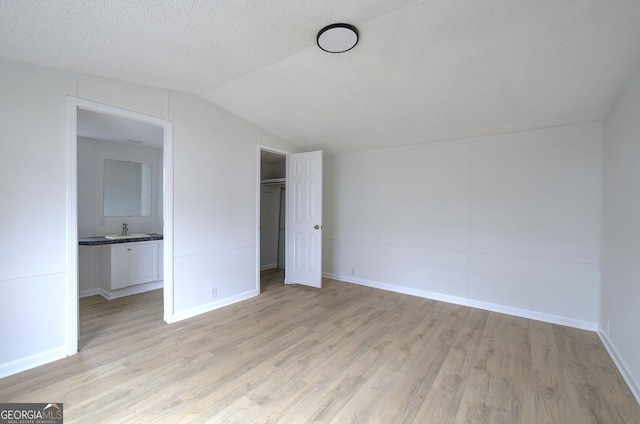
(0, 62), (74, 375)
(324, 123), (602, 328)
(601, 62), (640, 401)
(170, 93), (262, 318)
(77, 137), (163, 237)
(2, 53), (633, 397)
(0, 59), (293, 377)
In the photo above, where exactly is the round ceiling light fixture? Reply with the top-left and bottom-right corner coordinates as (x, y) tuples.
(317, 23), (359, 53)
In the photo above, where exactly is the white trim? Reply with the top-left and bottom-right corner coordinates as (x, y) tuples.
(321, 237), (600, 266)
(79, 288), (101, 298)
(0, 346), (68, 379)
(71, 97), (173, 128)
(162, 118), (175, 324)
(260, 263), (277, 271)
(66, 97), (175, 339)
(97, 281), (164, 300)
(599, 261), (640, 404)
(324, 273), (598, 331)
(171, 289), (260, 323)
(598, 330), (640, 404)
(602, 260), (640, 289)
(174, 242), (256, 259)
(66, 98), (79, 356)
(0, 268), (67, 284)
(258, 145), (291, 156)
(256, 147), (261, 294)
(467, 142), (473, 300)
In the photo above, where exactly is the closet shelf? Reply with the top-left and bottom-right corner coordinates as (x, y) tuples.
(261, 178), (285, 186)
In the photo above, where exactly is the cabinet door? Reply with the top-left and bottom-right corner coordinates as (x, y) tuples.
(112, 242), (159, 289)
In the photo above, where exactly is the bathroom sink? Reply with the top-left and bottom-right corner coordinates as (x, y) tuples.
(104, 233), (149, 240)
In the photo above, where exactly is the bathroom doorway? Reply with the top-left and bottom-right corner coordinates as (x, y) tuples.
(67, 98), (174, 355)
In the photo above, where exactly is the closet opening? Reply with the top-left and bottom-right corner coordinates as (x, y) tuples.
(258, 148), (287, 291)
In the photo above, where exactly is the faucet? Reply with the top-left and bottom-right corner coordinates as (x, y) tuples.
(122, 223), (128, 236)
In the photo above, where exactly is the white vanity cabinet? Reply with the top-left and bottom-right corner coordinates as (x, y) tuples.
(110, 241), (159, 289)
(79, 238), (163, 299)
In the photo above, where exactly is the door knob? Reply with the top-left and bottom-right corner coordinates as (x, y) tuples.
(314, 225), (322, 230)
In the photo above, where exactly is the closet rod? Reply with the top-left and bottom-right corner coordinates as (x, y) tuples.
(261, 178), (285, 186)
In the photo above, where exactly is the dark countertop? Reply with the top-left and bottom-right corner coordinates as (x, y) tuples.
(79, 234), (163, 246)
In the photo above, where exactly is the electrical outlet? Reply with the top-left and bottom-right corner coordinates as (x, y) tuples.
(350, 267), (355, 276)
(211, 288), (217, 299)
(606, 320), (611, 335)
(99, 217), (105, 227)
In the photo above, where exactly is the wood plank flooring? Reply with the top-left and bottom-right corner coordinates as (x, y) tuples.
(1, 270), (638, 423)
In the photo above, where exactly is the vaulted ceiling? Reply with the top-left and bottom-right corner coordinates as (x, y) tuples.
(2, 1), (640, 154)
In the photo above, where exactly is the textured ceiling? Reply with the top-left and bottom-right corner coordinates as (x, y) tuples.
(2, 0), (640, 154)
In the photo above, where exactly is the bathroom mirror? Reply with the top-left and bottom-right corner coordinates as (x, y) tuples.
(103, 159), (152, 216)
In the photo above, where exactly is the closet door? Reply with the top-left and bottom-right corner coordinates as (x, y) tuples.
(285, 151), (323, 288)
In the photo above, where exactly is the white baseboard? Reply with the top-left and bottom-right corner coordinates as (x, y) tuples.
(98, 281), (164, 300)
(260, 263), (277, 271)
(168, 289), (260, 323)
(324, 273), (598, 331)
(79, 288), (101, 298)
(0, 346), (68, 379)
(598, 330), (640, 405)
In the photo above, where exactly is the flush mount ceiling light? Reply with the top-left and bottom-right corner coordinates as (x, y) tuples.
(317, 23), (359, 53)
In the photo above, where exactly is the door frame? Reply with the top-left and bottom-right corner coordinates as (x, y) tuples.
(256, 145), (290, 292)
(66, 97), (174, 355)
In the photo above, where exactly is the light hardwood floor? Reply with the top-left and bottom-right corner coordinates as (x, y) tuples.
(1, 270), (639, 423)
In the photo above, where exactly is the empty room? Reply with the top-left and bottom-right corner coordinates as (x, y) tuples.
(1, 1), (640, 422)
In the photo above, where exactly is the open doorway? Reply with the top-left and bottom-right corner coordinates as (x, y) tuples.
(258, 147), (288, 291)
(256, 147), (324, 292)
(67, 97), (174, 356)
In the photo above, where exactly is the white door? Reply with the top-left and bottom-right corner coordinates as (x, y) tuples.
(285, 151), (323, 288)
